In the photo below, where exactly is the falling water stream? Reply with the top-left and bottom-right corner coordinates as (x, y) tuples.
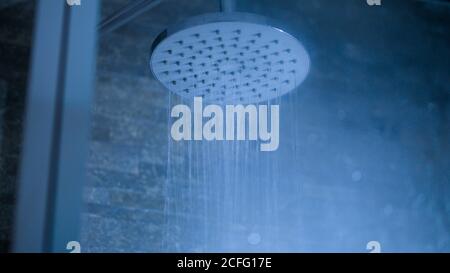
(162, 89), (301, 252)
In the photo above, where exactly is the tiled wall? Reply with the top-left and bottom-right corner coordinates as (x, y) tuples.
(81, 0), (220, 252)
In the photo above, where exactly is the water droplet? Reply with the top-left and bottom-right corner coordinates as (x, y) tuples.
(352, 170), (363, 182)
(247, 233), (261, 245)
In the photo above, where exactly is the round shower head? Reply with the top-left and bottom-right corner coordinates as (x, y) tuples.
(150, 12), (310, 104)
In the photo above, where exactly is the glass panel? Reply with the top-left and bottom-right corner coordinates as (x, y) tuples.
(80, 0), (450, 252)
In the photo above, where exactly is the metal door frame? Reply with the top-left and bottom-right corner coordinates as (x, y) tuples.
(13, 0), (99, 253)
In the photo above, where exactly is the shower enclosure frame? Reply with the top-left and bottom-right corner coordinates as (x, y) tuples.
(12, 0), (99, 253)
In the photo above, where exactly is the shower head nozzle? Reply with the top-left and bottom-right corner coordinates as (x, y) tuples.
(150, 12), (310, 104)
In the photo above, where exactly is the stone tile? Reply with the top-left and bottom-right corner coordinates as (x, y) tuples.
(88, 141), (141, 175)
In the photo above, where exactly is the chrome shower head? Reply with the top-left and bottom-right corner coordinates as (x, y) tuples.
(150, 12), (310, 104)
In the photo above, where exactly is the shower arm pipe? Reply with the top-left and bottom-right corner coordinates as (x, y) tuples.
(220, 0), (236, 13)
(98, 0), (163, 34)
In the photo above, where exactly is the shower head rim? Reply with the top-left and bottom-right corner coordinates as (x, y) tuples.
(150, 12), (301, 63)
(149, 12), (310, 104)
